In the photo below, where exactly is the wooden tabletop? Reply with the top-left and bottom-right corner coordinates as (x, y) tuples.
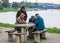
(14, 23), (35, 27)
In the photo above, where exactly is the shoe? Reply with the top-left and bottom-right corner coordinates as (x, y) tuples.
(27, 36), (34, 39)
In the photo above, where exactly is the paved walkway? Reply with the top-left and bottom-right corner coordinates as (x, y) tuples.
(0, 27), (60, 43)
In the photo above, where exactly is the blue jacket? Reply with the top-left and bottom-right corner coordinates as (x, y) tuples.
(34, 16), (45, 30)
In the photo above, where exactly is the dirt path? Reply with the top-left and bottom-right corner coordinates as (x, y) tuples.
(0, 27), (60, 43)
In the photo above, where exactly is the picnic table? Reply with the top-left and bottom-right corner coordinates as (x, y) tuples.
(14, 23), (35, 43)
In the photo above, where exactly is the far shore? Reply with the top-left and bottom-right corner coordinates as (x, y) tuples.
(0, 7), (30, 12)
(0, 7), (60, 12)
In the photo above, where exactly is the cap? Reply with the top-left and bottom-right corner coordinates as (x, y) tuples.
(31, 16), (35, 19)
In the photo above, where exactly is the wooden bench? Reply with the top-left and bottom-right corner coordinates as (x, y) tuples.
(32, 29), (46, 43)
(5, 30), (15, 42)
(9, 33), (27, 43)
(5, 29), (27, 43)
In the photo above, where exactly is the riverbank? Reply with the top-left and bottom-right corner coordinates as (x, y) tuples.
(0, 23), (60, 34)
(0, 7), (29, 12)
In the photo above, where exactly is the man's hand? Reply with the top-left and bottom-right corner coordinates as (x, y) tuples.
(22, 20), (27, 24)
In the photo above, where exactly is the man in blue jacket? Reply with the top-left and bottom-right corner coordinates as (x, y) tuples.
(34, 14), (45, 31)
(33, 14), (46, 39)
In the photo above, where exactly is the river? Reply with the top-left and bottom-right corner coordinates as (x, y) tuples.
(0, 9), (60, 28)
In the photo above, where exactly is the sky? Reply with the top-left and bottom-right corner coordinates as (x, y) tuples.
(9, 0), (60, 4)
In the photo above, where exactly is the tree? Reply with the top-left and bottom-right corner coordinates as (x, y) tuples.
(12, 2), (19, 9)
(0, 1), (3, 10)
(2, 0), (9, 7)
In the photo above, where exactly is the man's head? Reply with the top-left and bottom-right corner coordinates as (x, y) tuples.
(35, 13), (39, 18)
(31, 16), (35, 22)
(21, 6), (25, 12)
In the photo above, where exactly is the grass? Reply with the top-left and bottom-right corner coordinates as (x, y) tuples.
(0, 22), (60, 34)
(46, 27), (60, 34)
(1, 7), (18, 12)
(0, 23), (14, 28)
(0, 7), (30, 12)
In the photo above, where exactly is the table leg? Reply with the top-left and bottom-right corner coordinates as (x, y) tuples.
(16, 28), (21, 43)
(21, 27), (27, 43)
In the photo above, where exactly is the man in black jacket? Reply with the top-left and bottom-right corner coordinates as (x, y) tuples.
(28, 16), (35, 39)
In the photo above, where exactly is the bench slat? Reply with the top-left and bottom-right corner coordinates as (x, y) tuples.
(32, 29), (46, 34)
(9, 33), (27, 35)
(5, 30), (15, 33)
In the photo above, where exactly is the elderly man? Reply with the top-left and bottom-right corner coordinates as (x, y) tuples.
(33, 14), (46, 39)
(34, 14), (45, 31)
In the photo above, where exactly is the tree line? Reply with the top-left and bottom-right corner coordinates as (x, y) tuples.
(0, 0), (60, 11)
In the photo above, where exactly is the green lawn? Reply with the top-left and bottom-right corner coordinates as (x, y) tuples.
(47, 27), (60, 34)
(0, 23), (14, 28)
(2, 7), (18, 12)
(0, 7), (29, 12)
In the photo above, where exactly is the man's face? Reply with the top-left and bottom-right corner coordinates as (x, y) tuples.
(22, 8), (25, 11)
(35, 14), (39, 18)
(35, 15), (37, 18)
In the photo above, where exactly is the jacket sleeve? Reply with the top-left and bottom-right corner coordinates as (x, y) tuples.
(34, 18), (39, 24)
(16, 11), (20, 19)
(24, 11), (27, 21)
